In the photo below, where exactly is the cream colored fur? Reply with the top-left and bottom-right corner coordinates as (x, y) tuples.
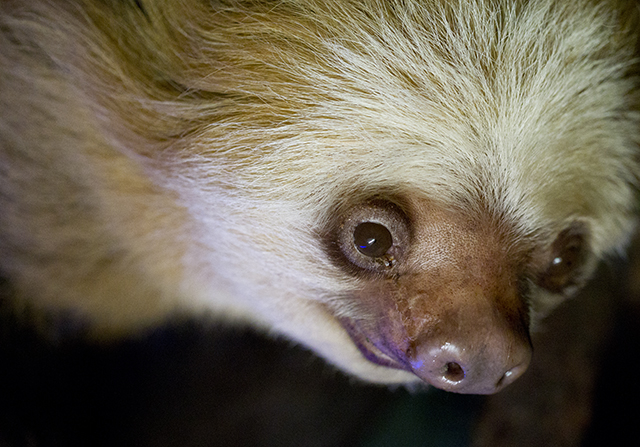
(0, 0), (638, 385)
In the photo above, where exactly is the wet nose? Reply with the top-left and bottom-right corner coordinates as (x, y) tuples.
(410, 337), (532, 394)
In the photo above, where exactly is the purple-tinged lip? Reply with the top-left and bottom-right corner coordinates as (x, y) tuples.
(339, 317), (412, 371)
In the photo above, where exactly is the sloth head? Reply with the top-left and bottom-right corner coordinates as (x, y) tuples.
(170, 0), (639, 394)
(26, 0), (635, 395)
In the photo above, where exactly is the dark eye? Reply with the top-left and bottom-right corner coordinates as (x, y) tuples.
(334, 199), (410, 273)
(354, 222), (393, 257)
(538, 226), (587, 293)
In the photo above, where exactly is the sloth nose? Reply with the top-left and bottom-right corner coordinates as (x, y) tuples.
(410, 336), (532, 394)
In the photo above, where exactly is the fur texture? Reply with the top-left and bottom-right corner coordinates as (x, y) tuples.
(1, 0), (639, 389)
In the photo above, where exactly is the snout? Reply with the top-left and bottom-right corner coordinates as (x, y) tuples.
(410, 335), (532, 394)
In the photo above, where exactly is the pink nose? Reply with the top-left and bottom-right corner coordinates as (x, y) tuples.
(410, 337), (532, 394)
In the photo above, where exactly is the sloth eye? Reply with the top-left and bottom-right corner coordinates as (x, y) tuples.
(354, 222), (393, 257)
(538, 226), (587, 293)
(335, 199), (410, 273)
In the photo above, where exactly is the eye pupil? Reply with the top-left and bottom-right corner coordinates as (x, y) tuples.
(354, 222), (393, 257)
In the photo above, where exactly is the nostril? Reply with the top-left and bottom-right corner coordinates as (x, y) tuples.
(444, 361), (465, 383)
(410, 342), (470, 390)
(496, 361), (529, 388)
(496, 370), (509, 388)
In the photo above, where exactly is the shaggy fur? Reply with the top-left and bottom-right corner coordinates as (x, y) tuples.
(1, 0), (639, 388)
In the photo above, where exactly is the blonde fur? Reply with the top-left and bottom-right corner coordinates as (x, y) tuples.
(1, 0), (638, 386)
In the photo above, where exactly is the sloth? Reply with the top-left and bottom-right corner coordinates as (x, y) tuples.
(0, 0), (638, 395)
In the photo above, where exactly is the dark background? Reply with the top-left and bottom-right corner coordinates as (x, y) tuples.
(1, 236), (639, 447)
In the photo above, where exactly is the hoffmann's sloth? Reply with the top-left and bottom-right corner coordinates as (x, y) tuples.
(0, 0), (639, 395)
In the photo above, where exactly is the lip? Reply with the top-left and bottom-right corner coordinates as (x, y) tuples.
(339, 317), (412, 372)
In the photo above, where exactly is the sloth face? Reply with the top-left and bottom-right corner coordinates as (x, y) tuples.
(124, 0), (639, 392)
(319, 195), (594, 394)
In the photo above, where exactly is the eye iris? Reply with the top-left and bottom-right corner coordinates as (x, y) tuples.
(549, 243), (580, 276)
(353, 222), (393, 257)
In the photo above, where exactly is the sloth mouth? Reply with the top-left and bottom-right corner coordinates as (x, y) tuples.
(339, 317), (411, 372)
